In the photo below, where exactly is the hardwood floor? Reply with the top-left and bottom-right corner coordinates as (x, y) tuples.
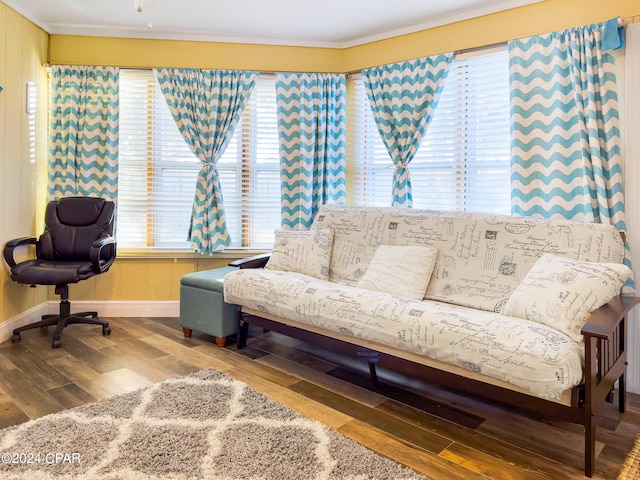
(0, 316), (638, 479)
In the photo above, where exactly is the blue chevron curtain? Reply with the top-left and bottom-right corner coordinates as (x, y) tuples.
(154, 69), (258, 254)
(509, 23), (632, 277)
(48, 65), (119, 201)
(275, 73), (346, 230)
(361, 54), (453, 207)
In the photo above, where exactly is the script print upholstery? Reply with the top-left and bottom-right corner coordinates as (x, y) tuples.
(264, 229), (334, 280)
(224, 269), (584, 400)
(311, 205), (625, 312)
(501, 253), (632, 343)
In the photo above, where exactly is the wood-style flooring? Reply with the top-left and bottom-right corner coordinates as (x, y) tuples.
(0, 316), (638, 479)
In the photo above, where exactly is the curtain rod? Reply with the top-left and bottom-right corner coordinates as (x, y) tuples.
(42, 65), (347, 76)
(454, 41), (508, 56)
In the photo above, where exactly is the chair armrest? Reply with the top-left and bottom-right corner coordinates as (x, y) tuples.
(3, 237), (37, 268)
(90, 235), (117, 273)
(581, 294), (640, 339)
(229, 253), (271, 269)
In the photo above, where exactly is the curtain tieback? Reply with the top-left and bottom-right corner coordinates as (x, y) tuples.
(200, 163), (218, 172)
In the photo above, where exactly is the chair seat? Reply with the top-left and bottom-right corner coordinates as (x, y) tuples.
(11, 259), (95, 285)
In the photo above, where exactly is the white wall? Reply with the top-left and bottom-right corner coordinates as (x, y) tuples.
(621, 23), (640, 393)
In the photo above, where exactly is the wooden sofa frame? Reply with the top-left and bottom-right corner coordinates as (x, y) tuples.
(230, 254), (639, 477)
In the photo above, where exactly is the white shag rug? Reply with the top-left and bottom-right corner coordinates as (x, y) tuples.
(0, 368), (426, 480)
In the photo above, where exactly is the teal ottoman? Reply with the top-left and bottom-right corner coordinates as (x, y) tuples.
(179, 266), (238, 347)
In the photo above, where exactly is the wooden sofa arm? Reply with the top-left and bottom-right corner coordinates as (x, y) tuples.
(229, 252), (271, 269)
(581, 294), (640, 339)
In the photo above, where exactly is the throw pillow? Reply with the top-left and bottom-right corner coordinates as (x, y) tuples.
(264, 229), (334, 281)
(501, 253), (632, 343)
(357, 244), (438, 300)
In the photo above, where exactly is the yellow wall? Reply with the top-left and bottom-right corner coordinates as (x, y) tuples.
(2, 0), (639, 313)
(50, 36), (344, 73)
(71, 256), (238, 302)
(0, 4), (49, 326)
(344, 0), (640, 71)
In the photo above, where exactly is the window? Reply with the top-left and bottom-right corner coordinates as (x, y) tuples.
(118, 71), (280, 250)
(349, 48), (511, 214)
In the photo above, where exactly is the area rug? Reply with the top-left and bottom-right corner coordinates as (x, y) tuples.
(618, 433), (640, 480)
(0, 368), (425, 480)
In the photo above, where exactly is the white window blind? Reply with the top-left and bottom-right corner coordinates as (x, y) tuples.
(118, 71), (280, 250)
(27, 81), (36, 164)
(349, 48), (511, 213)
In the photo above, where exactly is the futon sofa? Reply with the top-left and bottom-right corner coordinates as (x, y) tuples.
(223, 205), (638, 477)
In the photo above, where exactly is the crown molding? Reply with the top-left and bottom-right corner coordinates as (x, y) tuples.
(4, 0), (545, 49)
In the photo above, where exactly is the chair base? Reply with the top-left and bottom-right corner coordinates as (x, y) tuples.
(12, 303), (111, 349)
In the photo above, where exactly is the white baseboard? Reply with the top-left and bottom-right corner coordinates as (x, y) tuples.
(45, 300), (180, 318)
(1, 300), (180, 344)
(0, 303), (51, 345)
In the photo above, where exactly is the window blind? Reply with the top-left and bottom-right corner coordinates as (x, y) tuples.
(348, 48), (511, 213)
(27, 81), (36, 164)
(118, 71), (280, 250)
(219, 75), (281, 249)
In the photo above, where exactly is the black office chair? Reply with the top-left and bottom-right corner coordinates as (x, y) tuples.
(3, 197), (117, 348)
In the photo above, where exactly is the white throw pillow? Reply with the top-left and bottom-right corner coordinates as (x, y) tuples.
(265, 229), (333, 281)
(357, 245), (438, 300)
(501, 253), (632, 343)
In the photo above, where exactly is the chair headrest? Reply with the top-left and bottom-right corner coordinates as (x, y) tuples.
(57, 197), (107, 226)
(40, 197), (116, 262)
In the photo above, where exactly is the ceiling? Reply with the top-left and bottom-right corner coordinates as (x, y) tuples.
(4, 0), (544, 48)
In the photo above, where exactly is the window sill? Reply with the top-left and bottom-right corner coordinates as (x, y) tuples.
(116, 248), (270, 259)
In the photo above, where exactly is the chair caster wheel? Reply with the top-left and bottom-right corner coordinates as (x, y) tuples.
(103, 326), (111, 336)
(52, 338), (62, 349)
(11, 333), (21, 344)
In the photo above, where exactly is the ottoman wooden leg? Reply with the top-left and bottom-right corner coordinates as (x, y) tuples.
(183, 327), (192, 337)
(214, 336), (227, 347)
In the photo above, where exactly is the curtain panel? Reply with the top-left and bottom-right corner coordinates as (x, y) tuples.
(275, 73), (346, 230)
(154, 69), (258, 254)
(509, 23), (632, 278)
(48, 65), (119, 201)
(361, 54), (453, 207)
